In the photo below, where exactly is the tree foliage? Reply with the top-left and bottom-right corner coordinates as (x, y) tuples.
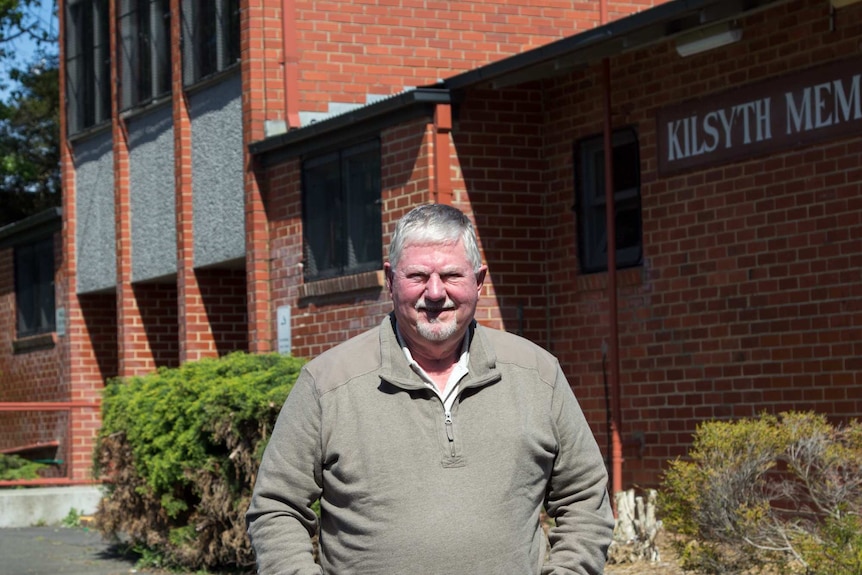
(0, 0), (52, 52)
(661, 412), (862, 575)
(1, 0), (58, 227)
(0, 51), (59, 226)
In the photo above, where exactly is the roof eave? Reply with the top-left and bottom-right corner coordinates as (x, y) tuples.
(439, 0), (788, 91)
(0, 207), (62, 248)
(249, 88), (452, 164)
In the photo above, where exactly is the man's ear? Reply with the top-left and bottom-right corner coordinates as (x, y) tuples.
(384, 262), (393, 292)
(475, 265), (488, 291)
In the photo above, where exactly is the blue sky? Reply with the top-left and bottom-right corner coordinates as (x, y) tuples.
(1, 0), (58, 99)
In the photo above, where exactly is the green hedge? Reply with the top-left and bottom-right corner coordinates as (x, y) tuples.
(94, 352), (305, 572)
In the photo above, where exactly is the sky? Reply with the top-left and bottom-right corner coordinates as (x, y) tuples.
(1, 0), (58, 100)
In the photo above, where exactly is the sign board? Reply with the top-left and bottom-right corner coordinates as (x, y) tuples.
(55, 307), (66, 337)
(657, 57), (862, 175)
(277, 306), (291, 355)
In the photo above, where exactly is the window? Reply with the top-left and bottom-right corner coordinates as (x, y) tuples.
(574, 128), (643, 274)
(302, 141), (382, 281)
(65, 0), (111, 134)
(181, 0), (240, 86)
(14, 237), (56, 338)
(119, 0), (171, 111)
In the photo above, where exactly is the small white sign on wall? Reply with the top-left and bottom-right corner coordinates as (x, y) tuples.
(277, 306), (291, 355)
(55, 307), (66, 337)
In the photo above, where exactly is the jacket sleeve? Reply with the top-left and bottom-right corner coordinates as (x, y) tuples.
(246, 371), (324, 575)
(542, 366), (615, 575)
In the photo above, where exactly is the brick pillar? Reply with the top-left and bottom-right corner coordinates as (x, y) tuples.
(241, 0), (288, 353)
(110, 3), (151, 378)
(172, 0), (217, 363)
(58, 0), (105, 481)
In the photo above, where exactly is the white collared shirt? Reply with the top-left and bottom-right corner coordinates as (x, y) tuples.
(396, 327), (470, 414)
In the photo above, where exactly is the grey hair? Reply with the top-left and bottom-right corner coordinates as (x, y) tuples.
(388, 204), (483, 272)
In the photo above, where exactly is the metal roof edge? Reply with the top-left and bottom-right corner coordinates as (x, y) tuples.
(438, 0), (787, 91)
(249, 88), (451, 159)
(0, 207), (62, 248)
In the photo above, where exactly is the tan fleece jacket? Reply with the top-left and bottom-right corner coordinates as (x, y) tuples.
(247, 315), (614, 574)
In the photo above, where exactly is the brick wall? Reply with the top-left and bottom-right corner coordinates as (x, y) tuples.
(197, 268), (249, 356)
(77, 293), (118, 384)
(533, 0), (862, 486)
(292, 1), (579, 112)
(133, 284), (180, 369)
(265, 0), (861, 488)
(248, 0), (663, 131)
(452, 88), (547, 339)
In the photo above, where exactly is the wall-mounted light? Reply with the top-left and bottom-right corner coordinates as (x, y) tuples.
(675, 22), (742, 58)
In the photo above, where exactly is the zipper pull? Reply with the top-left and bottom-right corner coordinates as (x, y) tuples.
(444, 411), (454, 442)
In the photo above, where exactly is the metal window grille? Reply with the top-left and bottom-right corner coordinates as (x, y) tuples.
(65, 0), (110, 134)
(181, 0), (240, 86)
(118, 0), (171, 111)
(575, 128), (643, 274)
(14, 238), (56, 338)
(301, 142), (383, 281)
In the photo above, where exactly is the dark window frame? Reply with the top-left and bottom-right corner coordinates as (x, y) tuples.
(65, 0), (111, 135)
(574, 127), (643, 274)
(14, 237), (56, 338)
(181, 0), (240, 87)
(118, 0), (172, 112)
(301, 140), (383, 282)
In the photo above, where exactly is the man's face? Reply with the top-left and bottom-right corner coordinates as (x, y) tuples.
(386, 239), (486, 354)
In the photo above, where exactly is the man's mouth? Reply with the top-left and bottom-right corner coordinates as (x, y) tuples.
(417, 304), (455, 321)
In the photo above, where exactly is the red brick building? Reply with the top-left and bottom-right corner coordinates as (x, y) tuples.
(252, 0), (862, 489)
(3, 0), (860, 490)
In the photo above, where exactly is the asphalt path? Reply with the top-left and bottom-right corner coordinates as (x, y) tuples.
(0, 526), (164, 575)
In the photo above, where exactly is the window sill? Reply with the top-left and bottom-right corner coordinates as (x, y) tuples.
(298, 270), (386, 302)
(12, 333), (56, 354)
(576, 266), (644, 292)
(67, 120), (112, 144)
(184, 64), (241, 97)
(119, 94), (172, 122)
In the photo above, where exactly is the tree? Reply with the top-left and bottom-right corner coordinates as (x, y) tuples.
(0, 52), (59, 227)
(0, 0), (58, 227)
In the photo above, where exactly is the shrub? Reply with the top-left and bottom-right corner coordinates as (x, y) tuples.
(0, 453), (47, 481)
(661, 412), (862, 575)
(94, 351), (305, 572)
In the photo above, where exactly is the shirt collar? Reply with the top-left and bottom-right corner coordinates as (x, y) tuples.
(394, 323), (471, 376)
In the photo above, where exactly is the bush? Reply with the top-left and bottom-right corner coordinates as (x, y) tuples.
(0, 453), (47, 481)
(660, 412), (862, 575)
(94, 352), (305, 572)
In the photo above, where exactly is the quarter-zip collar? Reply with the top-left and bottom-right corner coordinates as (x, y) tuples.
(379, 313), (501, 393)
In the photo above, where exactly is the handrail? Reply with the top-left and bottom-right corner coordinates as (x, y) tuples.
(0, 401), (100, 411)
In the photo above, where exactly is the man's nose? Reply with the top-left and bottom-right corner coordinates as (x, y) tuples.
(424, 274), (446, 300)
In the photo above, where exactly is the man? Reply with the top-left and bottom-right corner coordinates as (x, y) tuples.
(247, 204), (615, 574)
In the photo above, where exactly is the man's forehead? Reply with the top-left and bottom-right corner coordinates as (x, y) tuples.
(397, 241), (472, 270)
